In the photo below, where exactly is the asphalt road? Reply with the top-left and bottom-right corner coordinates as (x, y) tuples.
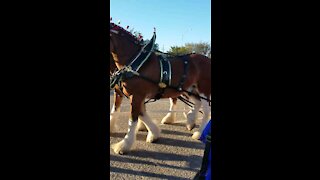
(110, 93), (206, 180)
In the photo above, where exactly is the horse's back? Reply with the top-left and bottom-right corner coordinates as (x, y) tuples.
(189, 54), (211, 77)
(166, 54), (211, 96)
(189, 54), (211, 96)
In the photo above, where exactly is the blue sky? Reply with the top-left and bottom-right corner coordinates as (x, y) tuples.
(110, 0), (211, 52)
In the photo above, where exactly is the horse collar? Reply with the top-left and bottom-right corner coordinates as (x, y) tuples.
(127, 32), (156, 72)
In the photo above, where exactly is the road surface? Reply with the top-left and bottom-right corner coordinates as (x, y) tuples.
(110, 93), (206, 180)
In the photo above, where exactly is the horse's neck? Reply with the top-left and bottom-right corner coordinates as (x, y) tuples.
(110, 62), (117, 73)
(112, 45), (140, 67)
(114, 61), (125, 70)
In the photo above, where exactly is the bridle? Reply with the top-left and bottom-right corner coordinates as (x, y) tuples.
(110, 29), (142, 65)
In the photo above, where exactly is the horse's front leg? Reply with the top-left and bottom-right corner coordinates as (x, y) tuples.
(186, 96), (201, 131)
(110, 90), (123, 133)
(140, 103), (161, 143)
(161, 98), (178, 124)
(111, 95), (143, 155)
(192, 96), (211, 140)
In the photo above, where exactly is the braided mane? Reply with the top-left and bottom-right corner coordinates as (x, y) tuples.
(110, 22), (143, 44)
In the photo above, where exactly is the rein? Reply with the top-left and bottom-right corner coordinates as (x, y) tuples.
(111, 67), (211, 104)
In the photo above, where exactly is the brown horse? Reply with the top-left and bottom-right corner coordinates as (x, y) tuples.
(110, 54), (187, 133)
(110, 23), (211, 154)
(110, 55), (151, 132)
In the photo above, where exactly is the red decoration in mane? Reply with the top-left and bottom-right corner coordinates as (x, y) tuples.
(110, 22), (143, 44)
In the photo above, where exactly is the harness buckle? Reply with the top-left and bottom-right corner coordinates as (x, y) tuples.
(158, 82), (167, 88)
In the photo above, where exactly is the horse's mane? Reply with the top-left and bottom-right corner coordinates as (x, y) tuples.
(110, 22), (143, 45)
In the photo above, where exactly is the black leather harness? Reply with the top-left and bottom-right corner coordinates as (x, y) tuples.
(158, 55), (172, 88)
(110, 32), (156, 91)
(110, 29), (210, 104)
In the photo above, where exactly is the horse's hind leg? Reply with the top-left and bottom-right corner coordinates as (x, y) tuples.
(111, 95), (142, 155)
(137, 118), (148, 131)
(183, 103), (189, 119)
(186, 96), (201, 131)
(161, 98), (177, 124)
(139, 103), (161, 143)
(110, 91), (123, 133)
(192, 96), (211, 140)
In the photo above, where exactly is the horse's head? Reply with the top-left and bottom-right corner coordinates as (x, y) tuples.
(110, 23), (142, 66)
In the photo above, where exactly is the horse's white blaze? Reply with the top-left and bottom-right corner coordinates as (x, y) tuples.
(161, 98), (177, 124)
(192, 94), (211, 140)
(139, 112), (161, 143)
(112, 119), (138, 154)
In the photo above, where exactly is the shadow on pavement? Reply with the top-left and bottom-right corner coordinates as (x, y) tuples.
(127, 150), (203, 161)
(110, 154), (200, 172)
(110, 166), (191, 180)
(160, 129), (192, 137)
(164, 122), (200, 129)
(111, 133), (204, 150)
(110, 132), (147, 141)
(153, 137), (204, 150)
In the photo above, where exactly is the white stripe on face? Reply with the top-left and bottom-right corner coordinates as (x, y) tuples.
(110, 30), (119, 34)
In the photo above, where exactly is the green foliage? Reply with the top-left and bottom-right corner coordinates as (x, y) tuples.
(185, 42), (211, 56)
(153, 43), (159, 51)
(168, 46), (191, 55)
(167, 42), (211, 57)
(128, 28), (210, 57)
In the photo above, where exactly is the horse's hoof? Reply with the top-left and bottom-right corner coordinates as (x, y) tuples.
(192, 131), (201, 140)
(111, 140), (129, 155)
(137, 121), (148, 131)
(146, 136), (159, 143)
(146, 130), (160, 143)
(186, 123), (195, 131)
(161, 114), (175, 124)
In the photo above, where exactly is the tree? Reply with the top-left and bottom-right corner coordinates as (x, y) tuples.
(167, 46), (191, 55)
(185, 42), (211, 56)
(154, 43), (159, 51)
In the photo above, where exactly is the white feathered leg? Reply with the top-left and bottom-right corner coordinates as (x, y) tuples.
(183, 103), (188, 119)
(161, 98), (177, 124)
(111, 119), (138, 155)
(186, 97), (201, 131)
(140, 108), (161, 143)
(192, 96), (211, 140)
(137, 119), (148, 131)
